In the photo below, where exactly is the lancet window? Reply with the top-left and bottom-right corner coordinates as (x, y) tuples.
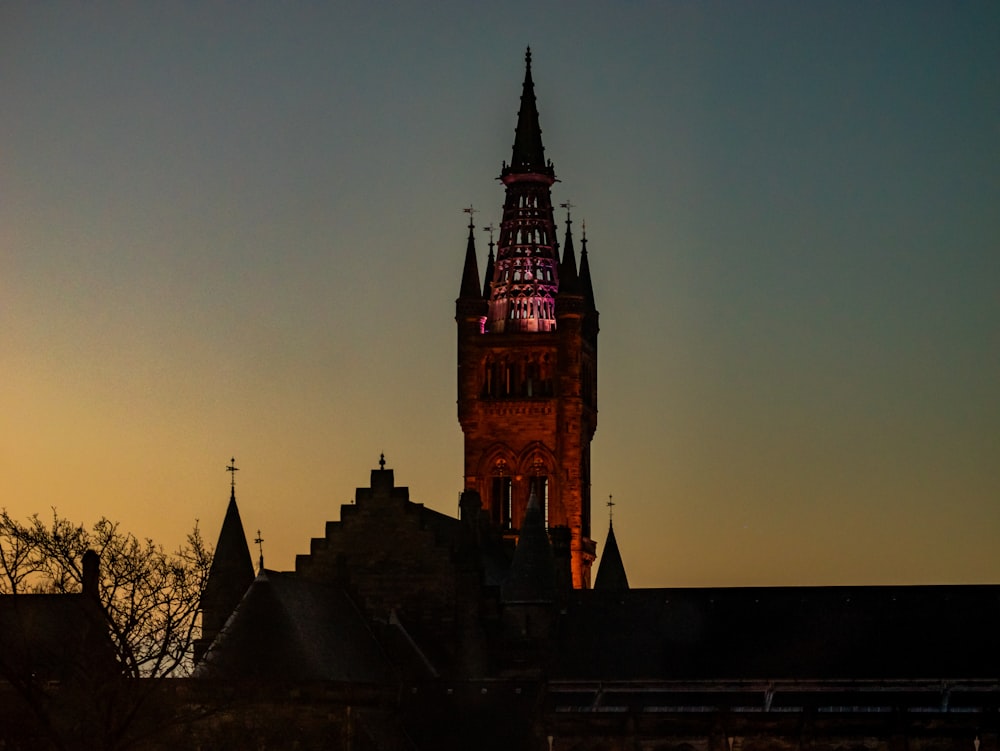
(492, 458), (513, 529)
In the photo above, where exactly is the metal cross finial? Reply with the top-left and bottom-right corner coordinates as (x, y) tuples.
(226, 457), (239, 490)
(379, 452), (386, 470)
(254, 530), (264, 573)
(607, 494), (615, 521)
(560, 201), (575, 224)
(463, 205), (477, 230)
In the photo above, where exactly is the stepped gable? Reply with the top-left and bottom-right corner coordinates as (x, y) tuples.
(294, 459), (499, 673)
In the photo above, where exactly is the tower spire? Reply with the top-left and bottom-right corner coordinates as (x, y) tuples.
(579, 219), (597, 313)
(196, 458), (256, 661)
(482, 224), (496, 300)
(593, 495), (629, 592)
(457, 50), (600, 588)
(505, 46), (552, 178)
(487, 49), (560, 333)
(458, 206), (482, 299)
(558, 203), (580, 294)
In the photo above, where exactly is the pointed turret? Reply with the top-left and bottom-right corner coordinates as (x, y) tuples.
(579, 224), (596, 312)
(504, 47), (553, 178)
(458, 216), (482, 300)
(482, 241), (495, 300)
(593, 519), (629, 592)
(558, 214), (580, 296)
(196, 485), (255, 661)
(579, 224), (600, 347)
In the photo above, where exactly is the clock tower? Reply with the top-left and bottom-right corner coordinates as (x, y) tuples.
(456, 49), (599, 587)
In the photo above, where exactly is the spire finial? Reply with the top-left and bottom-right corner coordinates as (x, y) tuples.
(581, 219), (587, 243)
(560, 200), (574, 225)
(254, 529), (264, 573)
(482, 223), (496, 251)
(607, 494), (615, 524)
(525, 46), (532, 67)
(226, 457), (239, 498)
(379, 452), (386, 470)
(463, 204), (477, 232)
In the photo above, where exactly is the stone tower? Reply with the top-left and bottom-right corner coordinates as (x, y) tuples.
(456, 49), (599, 588)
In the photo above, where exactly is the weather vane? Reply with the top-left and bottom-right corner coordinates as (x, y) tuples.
(560, 200), (574, 223)
(607, 494), (615, 522)
(226, 457), (239, 490)
(482, 222), (496, 249)
(254, 529), (264, 573)
(463, 205), (477, 229)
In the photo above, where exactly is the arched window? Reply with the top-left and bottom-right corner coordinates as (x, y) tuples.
(492, 459), (513, 529)
(530, 457), (549, 527)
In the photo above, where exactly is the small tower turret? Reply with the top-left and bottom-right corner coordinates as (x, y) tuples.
(196, 459), (255, 662)
(593, 497), (629, 592)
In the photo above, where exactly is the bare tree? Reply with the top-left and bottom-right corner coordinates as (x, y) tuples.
(0, 509), (211, 678)
(0, 509), (213, 750)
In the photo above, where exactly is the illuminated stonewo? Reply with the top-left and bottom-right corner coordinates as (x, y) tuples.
(456, 49), (599, 587)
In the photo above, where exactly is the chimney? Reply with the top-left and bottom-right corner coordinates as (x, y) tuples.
(82, 549), (100, 600)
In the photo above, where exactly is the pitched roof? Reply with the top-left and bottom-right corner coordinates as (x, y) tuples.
(196, 571), (394, 683)
(557, 584), (1000, 681)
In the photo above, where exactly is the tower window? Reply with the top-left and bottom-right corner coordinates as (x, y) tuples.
(530, 475), (549, 527)
(492, 476), (513, 529)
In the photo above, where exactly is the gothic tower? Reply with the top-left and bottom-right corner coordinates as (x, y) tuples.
(456, 49), (599, 588)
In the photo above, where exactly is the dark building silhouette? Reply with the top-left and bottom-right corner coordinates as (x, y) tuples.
(457, 48), (600, 588)
(4, 49), (998, 751)
(189, 47), (1000, 751)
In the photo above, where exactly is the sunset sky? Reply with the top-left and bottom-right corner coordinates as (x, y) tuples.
(3, 3), (998, 588)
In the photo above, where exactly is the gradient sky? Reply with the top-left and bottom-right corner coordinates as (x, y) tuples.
(3, 3), (998, 588)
